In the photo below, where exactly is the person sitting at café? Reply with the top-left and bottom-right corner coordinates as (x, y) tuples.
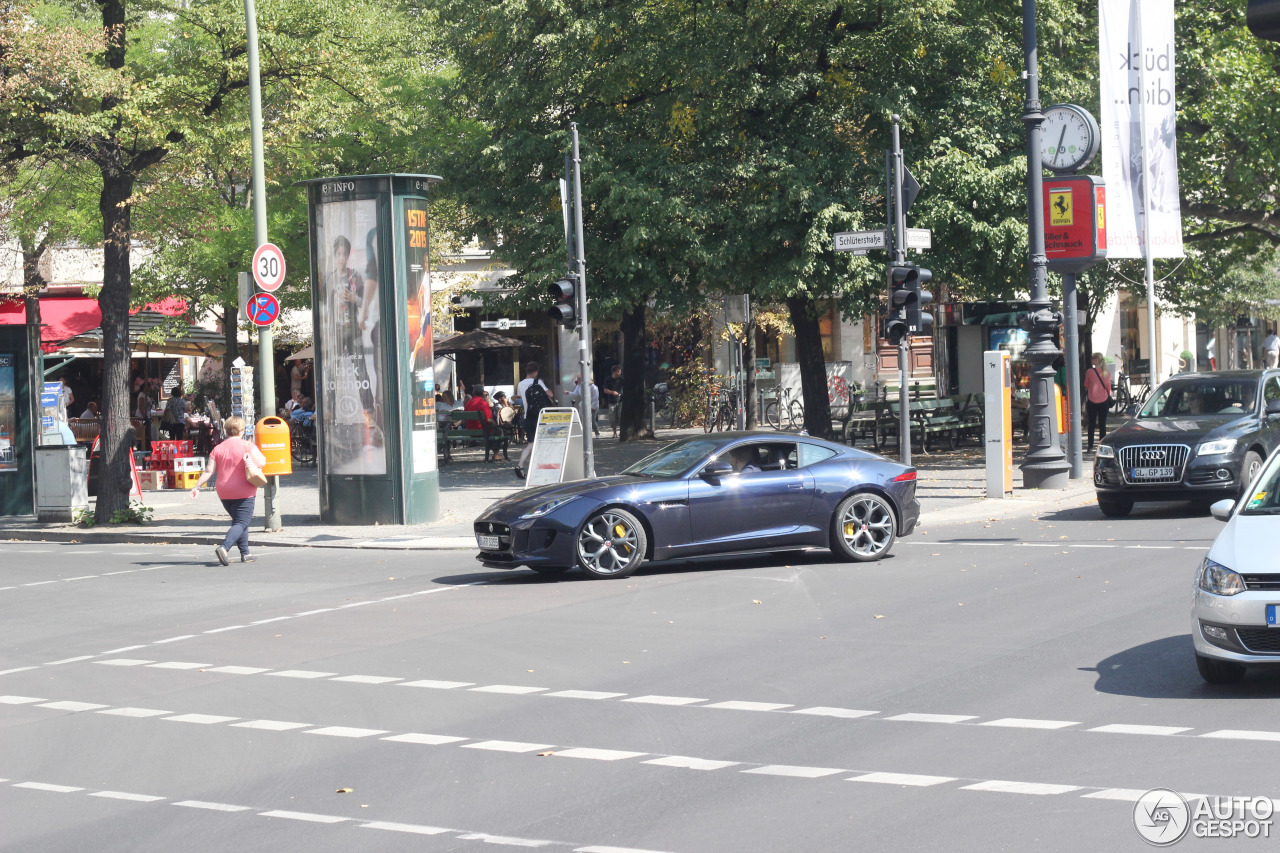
(290, 397), (315, 428)
(463, 384), (507, 462)
(494, 391), (517, 431)
(79, 402), (100, 419)
(284, 390), (303, 416)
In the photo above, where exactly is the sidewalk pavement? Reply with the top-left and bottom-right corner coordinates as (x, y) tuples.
(0, 430), (1099, 550)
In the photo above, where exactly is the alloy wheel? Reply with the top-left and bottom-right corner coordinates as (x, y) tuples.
(577, 511), (641, 575)
(840, 495), (894, 558)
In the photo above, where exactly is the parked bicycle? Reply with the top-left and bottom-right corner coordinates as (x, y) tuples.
(704, 387), (740, 432)
(1112, 363), (1152, 416)
(764, 386), (804, 431)
(290, 419), (316, 465)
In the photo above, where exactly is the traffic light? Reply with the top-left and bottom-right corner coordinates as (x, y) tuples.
(885, 265), (915, 345)
(906, 266), (933, 334)
(547, 275), (578, 328)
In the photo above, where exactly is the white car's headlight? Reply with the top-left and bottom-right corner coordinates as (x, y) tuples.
(1198, 557), (1246, 596)
(1096, 444), (1116, 458)
(1197, 438), (1237, 457)
(519, 495), (580, 519)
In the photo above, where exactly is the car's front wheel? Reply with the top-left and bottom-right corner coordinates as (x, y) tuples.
(830, 492), (897, 562)
(1240, 450), (1264, 494)
(1097, 496), (1133, 517)
(1195, 653), (1246, 685)
(575, 508), (647, 579)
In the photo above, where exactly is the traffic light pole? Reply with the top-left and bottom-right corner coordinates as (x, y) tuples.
(245, 0), (280, 530)
(891, 115), (911, 467)
(570, 123), (596, 479)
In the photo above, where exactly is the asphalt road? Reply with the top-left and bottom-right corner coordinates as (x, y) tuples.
(0, 501), (1274, 852)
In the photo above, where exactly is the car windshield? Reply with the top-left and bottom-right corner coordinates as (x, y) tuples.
(622, 437), (723, 478)
(1241, 452), (1280, 515)
(1139, 378), (1257, 417)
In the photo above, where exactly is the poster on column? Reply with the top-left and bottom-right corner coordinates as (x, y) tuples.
(314, 197), (388, 475)
(0, 354), (16, 472)
(403, 196), (437, 474)
(1098, 0), (1184, 259)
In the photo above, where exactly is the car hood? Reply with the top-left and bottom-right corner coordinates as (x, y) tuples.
(1209, 513), (1278, 571)
(1103, 415), (1257, 447)
(480, 475), (654, 518)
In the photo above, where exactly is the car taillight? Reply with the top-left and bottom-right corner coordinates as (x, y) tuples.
(893, 470), (917, 482)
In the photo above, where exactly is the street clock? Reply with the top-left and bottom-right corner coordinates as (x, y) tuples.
(1040, 104), (1100, 174)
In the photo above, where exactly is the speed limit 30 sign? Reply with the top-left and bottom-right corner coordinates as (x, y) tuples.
(252, 242), (286, 292)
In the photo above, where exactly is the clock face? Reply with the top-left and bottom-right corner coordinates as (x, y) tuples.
(1040, 105), (1098, 173)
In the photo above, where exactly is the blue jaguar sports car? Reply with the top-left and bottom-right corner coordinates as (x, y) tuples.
(474, 432), (919, 578)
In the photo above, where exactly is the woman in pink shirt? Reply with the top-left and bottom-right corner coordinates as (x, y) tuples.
(1084, 352), (1113, 451)
(191, 416), (267, 565)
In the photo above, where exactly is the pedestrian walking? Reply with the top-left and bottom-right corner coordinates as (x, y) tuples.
(1084, 352), (1113, 451)
(1264, 327), (1280, 369)
(602, 364), (623, 438)
(567, 376), (600, 437)
(190, 415), (268, 565)
(162, 386), (186, 441)
(515, 362), (555, 479)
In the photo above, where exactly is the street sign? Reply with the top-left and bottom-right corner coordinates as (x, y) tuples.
(251, 242), (286, 292)
(833, 230), (887, 254)
(1043, 174), (1106, 273)
(246, 292), (280, 327)
(480, 319), (528, 330)
(906, 228), (932, 250)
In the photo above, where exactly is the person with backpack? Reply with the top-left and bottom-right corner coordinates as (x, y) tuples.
(515, 362), (556, 479)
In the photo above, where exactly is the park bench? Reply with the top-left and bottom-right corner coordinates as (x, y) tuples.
(445, 410), (509, 463)
(876, 397), (966, 453)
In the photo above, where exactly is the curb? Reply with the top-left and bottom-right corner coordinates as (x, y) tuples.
(0, 527), (475, 551)
(923, 485), (1098, 527)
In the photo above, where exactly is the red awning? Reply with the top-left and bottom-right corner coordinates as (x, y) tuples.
(0, 296), (189, 353)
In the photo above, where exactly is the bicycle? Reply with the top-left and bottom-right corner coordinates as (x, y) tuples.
(704, 387), (740, 432)
(290, 418), (316, 465)
(764, 386), (804, 431)
(1112, 369), (1151, 416)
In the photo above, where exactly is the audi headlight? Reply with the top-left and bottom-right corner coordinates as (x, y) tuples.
(519, 495), (580, 519)
(1197, 438), (1237, 457)
(1198, 557), (1246, 596)
(1096, 444), (1116, 458)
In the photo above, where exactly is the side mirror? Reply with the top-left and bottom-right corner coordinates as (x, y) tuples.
(1266, 399), (1280, 417)
(1209, 499), (1235, 522)
(700, 460), (733, 479)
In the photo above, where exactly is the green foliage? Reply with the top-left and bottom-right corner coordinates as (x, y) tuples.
(108, 500), (153, 525)
(72, 507), (96, 527)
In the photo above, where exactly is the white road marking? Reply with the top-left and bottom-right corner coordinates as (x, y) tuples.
(1071, 543), (1117, 549)
(642, 756), (740, 771)
(100, 646), (146, 654)
(305, 726), (388, 738)
(96, 659), (154, 667)
(382, 733), (469, 745)
(231, 720), (312, 731)
(741, 765), (845, 778)
(172, 800), (251, 812)
(544, 690), (628, 700)
(38, 701), (109, 711)
(206, 666), (271, 675)
(13, 782), (82, 793)
(847, 772), (957, 787)
(1201, 730), (1280, 742)
(23, 581), (56, 586)
(455, 832), (552, 847)
(63, 576), (98, 581)
(45, 656), (95, 666)
(268, 670), (337, 679)
(576, 848), (681, 853)
(151, 635), (195, 644)
(1125, 545), (1174, 549)
(461, 740), (556, 753)
(250, 617), (292, 625)
(90, 791), (165, 802)
(293, 609), (335, 617)
(470, 684), (548, 694)
(359, 821), (453, 835)
(202, 626), (246, 634)
(0, 695), (46, 704)
(400, 679), (475, 689)
(961, 780), (1080, 795)
(162, 713), (240, 724)
(791, 707), (878, 719)
(979, 718), (1078, 730)
(0, 667), (37, 676)
(1082, 788), (1152, 802)
(886, 713), (978, 724)
(147, 662), (211, 670)
(703, 701), (793, 712)
(329, 675), (402, 684)
(101, 571), (137, 576)
(97, 707), (171, 718)
(1088, 724), (1191, 736)
(259, 810), (348, 823)
(554, 748), (648, 761)
(623, 695), (706, 706)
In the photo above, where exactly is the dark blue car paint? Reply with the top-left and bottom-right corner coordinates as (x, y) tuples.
(474, 433), (919, 569)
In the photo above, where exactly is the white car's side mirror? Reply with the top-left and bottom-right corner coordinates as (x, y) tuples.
(1209, 499), (1235, 522)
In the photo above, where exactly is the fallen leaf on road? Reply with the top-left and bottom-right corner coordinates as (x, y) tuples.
(873, 615), (884, 619)
(538, 752), (554, 757)
(526, 669), (535, 672)
(336, 788), (353, 793)
(752, 600), (762, 604)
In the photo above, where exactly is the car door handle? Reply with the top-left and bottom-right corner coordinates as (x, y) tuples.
(787, 483), (804, 490)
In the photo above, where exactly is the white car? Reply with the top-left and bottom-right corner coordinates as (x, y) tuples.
(1192, 446), (1280, 683)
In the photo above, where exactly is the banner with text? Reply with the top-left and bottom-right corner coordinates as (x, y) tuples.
(1098, 0), (1184, 259)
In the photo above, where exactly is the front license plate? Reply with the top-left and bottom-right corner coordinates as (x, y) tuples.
(477, 535), (500, 551)
(1268, 605), (1280, 626)
(1131, 466), (1175, 480)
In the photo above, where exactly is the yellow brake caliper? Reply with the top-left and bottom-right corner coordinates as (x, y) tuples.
(614, 523), (631, 553)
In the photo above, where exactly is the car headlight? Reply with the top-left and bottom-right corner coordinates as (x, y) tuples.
(1198, 557), (1246, 596)
(1096, 444), (1115, 458)
(1197, 438), (1237, 457)
(519, 495), (580, 519)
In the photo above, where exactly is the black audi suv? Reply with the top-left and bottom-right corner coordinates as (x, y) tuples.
(1093, 370), (1280, 517)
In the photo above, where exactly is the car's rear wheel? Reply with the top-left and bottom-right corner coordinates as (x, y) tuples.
(830, 492), (896, 562)
(1240, 450), (1264, 494)
(1097, 496), (1133, 517)
(1195, 653), (1246, 685)
(576, 509), (647, 579)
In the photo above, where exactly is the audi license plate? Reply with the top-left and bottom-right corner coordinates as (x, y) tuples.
(1131, 466), (1175, 480)
(477, 535), (501, 551)
(1268, 605), (1280, 627)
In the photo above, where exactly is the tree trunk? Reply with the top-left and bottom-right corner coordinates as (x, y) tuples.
(744, 317), (757, 429)
(618, 300), (649, 441)
(222, 296), (238, 411)
(785, 294), (832, 438)
(22, 240), (46, 444)
(95, 168), (135, 522)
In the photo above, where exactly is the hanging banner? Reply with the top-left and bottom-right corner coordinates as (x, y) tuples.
(1098, 0), (1184, 259)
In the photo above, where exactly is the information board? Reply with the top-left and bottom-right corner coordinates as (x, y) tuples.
(526, 408), (585, 487)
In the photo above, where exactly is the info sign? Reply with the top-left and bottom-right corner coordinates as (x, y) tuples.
(1043, 174), (1107, 273)
(526, 408), (585, 487)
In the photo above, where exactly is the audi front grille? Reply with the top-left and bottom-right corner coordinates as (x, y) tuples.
(1118, 444), (1191, 484)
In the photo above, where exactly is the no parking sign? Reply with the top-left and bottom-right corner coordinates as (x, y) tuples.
(246, 292), (280, 327)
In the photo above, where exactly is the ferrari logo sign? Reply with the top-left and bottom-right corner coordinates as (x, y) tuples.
(1049, 189), (1074, 227)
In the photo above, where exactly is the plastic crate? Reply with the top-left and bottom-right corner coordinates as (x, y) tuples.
(170, 471), (201, 489)
(173, 456), (205, 473)
(150, 440), (193, 460)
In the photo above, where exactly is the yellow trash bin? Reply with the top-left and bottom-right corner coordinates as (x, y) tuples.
(255, 416), (293, 476)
